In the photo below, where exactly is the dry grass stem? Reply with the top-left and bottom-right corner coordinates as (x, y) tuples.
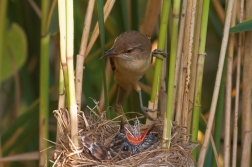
(200, 114), (220, 167)
(140, 0), (161, 36)
(175, 53), (185, 125)
(0, 152), (39, 162)
(187, 0), (204, 130)
(231, 0), (244, 166)
(241, 131), (252, 167)
(75, 0), (95, 114)
(241, 1), (252, 167)
(85, 0), (116, 58)
(211, 0), (225, 23)
(197, 0), (235, 165)
(78, 0), (95, 57)
(177, 0), (193, 126)
(224, 2), (236, 166)
(182, 0), (197, 131)
(175, 0), (188, 124)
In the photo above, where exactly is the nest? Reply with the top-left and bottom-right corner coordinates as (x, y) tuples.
(52, 102), (198, 167)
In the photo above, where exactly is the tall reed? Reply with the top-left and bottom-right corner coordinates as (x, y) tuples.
(197, 0), (235, 165)
(147, 0), (170, 125)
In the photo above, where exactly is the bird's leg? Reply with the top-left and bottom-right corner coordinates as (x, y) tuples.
(132, 82), (157, 121)
(137, 90), (157, 120)
(152, 49), (169, 60)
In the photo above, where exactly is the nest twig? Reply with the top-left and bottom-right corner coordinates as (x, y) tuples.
(52, 102), (198, 167)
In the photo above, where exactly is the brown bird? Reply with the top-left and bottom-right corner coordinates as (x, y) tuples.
(101, 30), (166, 120)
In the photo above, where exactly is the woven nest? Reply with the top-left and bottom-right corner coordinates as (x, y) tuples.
(52, 102), (198, 167)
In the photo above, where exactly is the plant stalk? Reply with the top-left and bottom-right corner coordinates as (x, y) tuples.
(96, 0), (110, 118)
(182, 0), (197, 131)
(197, 0), (235, 165)
(232, 0), (244, 166)
(85, 0), (116, 57)
(188, 0), (204, 131)
(176, 0), (193, 125)
(75, 0), (95, 114)
(191, 0), (211, 161)
(241, 1), (252, 166)
(0, 0), (7, 84)
(174, 0), (188, 124)
(224, 1), (236, 166)
(147, 0), (170, 124)
(211, 60), (226, 167)
(39, 0), (50, 166)
(163, 0), (181, 148)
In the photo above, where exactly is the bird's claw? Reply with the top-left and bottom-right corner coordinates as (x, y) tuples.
(141, 106), (158, 121)
(115, 104), (125, 115)
(152, 49), (169, 60)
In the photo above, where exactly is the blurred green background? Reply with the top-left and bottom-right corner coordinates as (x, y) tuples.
(0, 0), (239, 166)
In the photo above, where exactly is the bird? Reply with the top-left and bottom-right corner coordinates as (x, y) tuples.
(82, 120), (157, 160)
(108, 120), (157, 158)
(101, 30), (166, 120)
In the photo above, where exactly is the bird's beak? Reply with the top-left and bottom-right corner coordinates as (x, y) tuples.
(101, 49), (117, 59)
(120, 119), (125, 133)
(125, 123), (155, 145)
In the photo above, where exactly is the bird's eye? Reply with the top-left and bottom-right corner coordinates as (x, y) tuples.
(122, 145), (129, 151)
(125, 49), (133, 53)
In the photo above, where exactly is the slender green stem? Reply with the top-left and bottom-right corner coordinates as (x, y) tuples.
(0, 0), (7, 84)
(85, 0), (116, 58)
(150, 0), (170, 102)
(191, 53), (205, 160)
(188, 0), (204, 131)
(131, 0), (139, 30)
(120, 0), (129, 31)
(163, 0), (181, 148)
(191, 0), (211, 161)
(58, 62), (65, 109)
(97, 0), (110, 118)
(147, 0), (170, 124)
(39, 0), (50, 165)
(197, 0), (235, 165)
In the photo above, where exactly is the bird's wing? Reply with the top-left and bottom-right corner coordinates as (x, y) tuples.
(109, 57), (116, 71)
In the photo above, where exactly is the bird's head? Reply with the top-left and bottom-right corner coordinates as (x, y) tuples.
(101, 30), (152, 60)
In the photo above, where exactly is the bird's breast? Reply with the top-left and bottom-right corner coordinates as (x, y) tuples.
(113, 53), (151, 88)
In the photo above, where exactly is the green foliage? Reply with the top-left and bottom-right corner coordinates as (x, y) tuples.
(1, 23), (27, 82)
(230, 18), (252, 33)
(96, 0), (110, 118)
(48, 3), (59, 35)
(2, 104), (39, 156)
